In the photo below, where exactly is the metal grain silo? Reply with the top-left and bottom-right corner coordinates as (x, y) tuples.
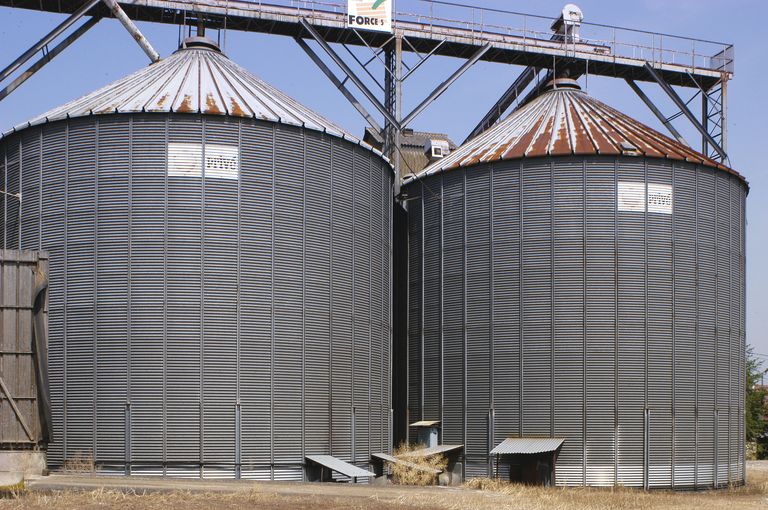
(402, 79), (746, 489)
(0, 36), (393, 479)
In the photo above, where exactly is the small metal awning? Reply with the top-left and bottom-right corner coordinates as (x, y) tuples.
(305, 455), (375, 478)
(490, 438), (565, 455)
(371, 452), (442, 474)
(410, 420), (441, 427)
(400, 444), (464, 458)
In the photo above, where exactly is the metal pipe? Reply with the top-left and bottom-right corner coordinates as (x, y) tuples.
(0, 17), (100, 102)
(625, 78), (689, 147)
(401, 43), (490, 128)
(32, 261), (52, 444)
(0, 0), (101, 83)
(101, 0), (160, 63)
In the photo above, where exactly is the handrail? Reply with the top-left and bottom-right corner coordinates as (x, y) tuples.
(156, 0), (737, 74)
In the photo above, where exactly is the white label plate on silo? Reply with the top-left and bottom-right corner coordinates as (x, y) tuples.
(205, 144), (239, 180)
(168, 142), (202, 177)
(647, 183), (673, 214)
(617, 181), (645, 212)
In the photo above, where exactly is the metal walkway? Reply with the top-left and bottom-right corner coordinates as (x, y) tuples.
(0, 0), (735, 172)
(0, 0), (731, 87)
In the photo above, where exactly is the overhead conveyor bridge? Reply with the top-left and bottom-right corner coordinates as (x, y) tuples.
(0, 0), (734, 180)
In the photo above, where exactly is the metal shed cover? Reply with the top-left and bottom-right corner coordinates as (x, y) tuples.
(400, 444), (463, 457)
(410, 79), (743, 181)
(305, 455), (375, 478)
(410, 420), (441, 427)
(491, 438), (565, 455)
(2, 36), (379, 156)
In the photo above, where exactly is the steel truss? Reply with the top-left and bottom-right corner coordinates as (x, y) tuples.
(0, 0), (158, 105)
(1, 0), (734, 174)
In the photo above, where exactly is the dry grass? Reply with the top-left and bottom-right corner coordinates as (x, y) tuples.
(390, 443), (448, 486)
(455, 469), (768, 510)
(0, 488), (443, 510)
(59, 453), (95, 474)
(0, 467), (764, 510)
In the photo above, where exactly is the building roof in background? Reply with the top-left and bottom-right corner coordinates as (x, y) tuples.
(364, 127), (457, 150)
(363, 127), (457, 178)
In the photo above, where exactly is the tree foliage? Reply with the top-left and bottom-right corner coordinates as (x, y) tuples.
(746, 345), (768, 459)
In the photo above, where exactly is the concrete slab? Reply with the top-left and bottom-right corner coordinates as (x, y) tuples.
(0, 451), (46, 478)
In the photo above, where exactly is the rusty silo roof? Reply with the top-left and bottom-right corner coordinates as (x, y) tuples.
(4, 36), (378, 154)
(411, 79), (744, 184)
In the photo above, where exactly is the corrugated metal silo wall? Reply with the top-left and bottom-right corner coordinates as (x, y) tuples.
(404, 156), (746, 488)
(0, 113), (393, 479)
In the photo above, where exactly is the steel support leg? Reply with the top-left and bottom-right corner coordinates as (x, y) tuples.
(0, 0), (101, 83)
(644, 63), (727, 161)
(102, 0), (160, 62)
(384, 33), (403, 188)
(717, 78), (727, 156)
(702, 89), (709, 158)
(626, 78), (690, 147)
(0, 17), (100, 102)
(295, 37), (383, 134)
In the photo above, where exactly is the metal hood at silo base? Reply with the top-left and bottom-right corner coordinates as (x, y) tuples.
(412, 78), (744, 185)
(3, 36), (380, 156)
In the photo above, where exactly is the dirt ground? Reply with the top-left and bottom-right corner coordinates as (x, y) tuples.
(0, 462), (766, 510)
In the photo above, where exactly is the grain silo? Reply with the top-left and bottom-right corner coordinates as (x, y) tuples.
(0, 36), (393, 479)
(402, 78), (746, 489)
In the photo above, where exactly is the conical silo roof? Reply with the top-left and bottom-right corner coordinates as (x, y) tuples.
(4, 36), (374, 151)
(412, 78), (743, 183)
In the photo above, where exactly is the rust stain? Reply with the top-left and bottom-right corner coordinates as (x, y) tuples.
(527, 113), (556, 156)
(549, 109), (572, 156)
(177, 95), (194, 113)
(155, 94), (169, 109)
(577, 105), (618, 156)
(205, 93), (222, 115)
(501, 111), (546, 160)
(230, 98), (246, 117)
(568, 102), (596, 155)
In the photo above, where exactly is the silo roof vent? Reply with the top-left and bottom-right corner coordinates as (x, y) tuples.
(179, 36), (221, 52)
(620, 140), (640, 155)
(545, 78), (581, 90)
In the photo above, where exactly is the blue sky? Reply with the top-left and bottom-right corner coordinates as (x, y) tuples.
(1, 1), (766, 361)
